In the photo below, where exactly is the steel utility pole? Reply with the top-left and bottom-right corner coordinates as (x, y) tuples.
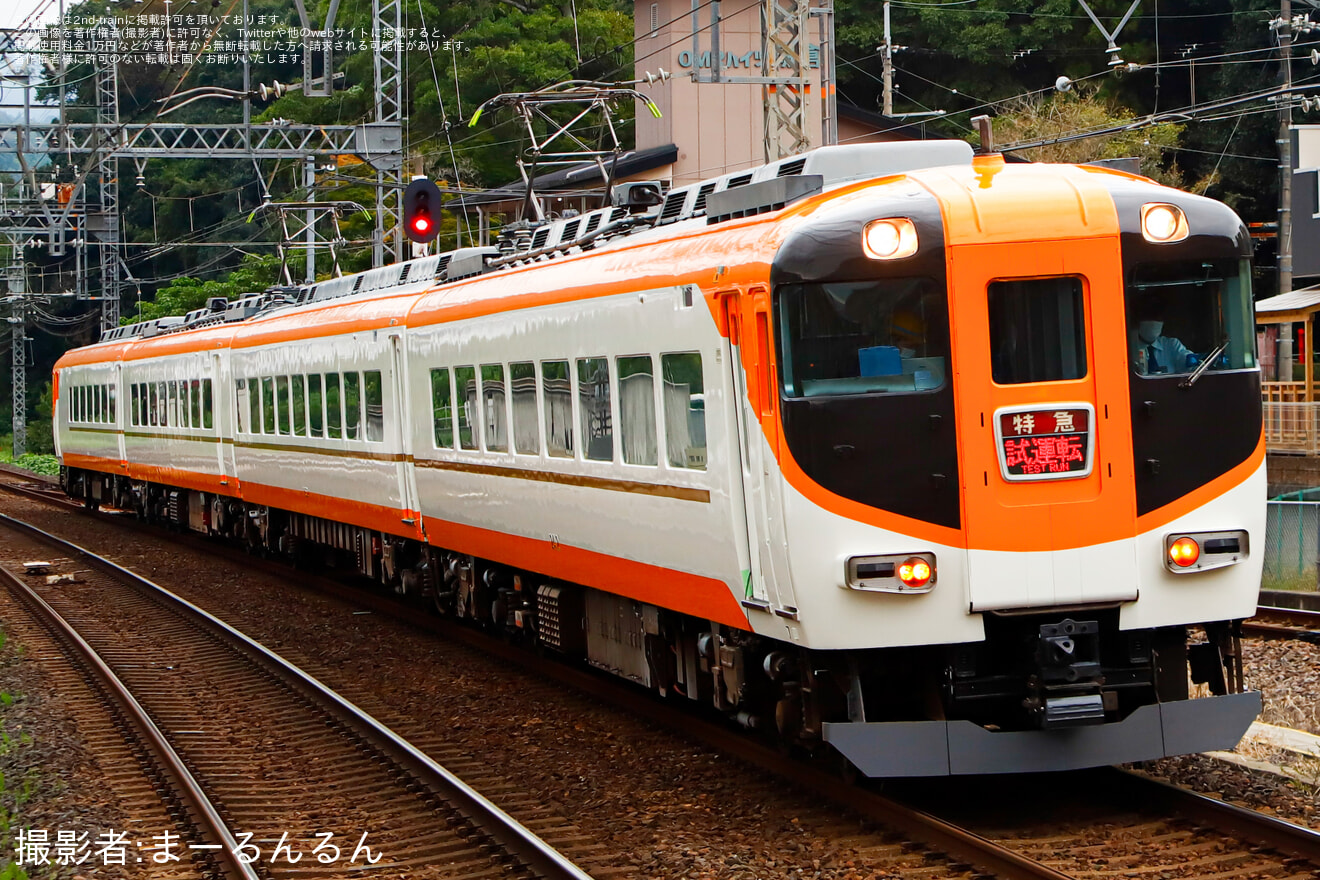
(882, 1), (893, 117)
(1279, 0), (1294, 298)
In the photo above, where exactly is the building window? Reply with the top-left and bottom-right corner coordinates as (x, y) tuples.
(662, 352), (706, 470)
(617, 355), (657, 466)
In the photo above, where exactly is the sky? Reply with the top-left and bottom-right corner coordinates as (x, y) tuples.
(1, 0), (63, 33)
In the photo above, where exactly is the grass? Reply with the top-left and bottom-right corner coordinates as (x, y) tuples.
(1262, 571), (1320, 593)
(0, 444), (59, 478)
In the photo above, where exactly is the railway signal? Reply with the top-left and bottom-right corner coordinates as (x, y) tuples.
(403, 177), (442, 244)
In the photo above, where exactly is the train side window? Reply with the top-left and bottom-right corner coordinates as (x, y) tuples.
(292, 374), (307, 437)
(662, 353), (707, 470)
(343, 372), (362, 441)
(364, 370), (384, 443)
(541, 360), (573, 458)
(235, 379), (248, 434)
(276, 376), (291, 435)
(577, 357), (614, 462)
(510, 362), (538, 455)
(617, 355), (657, 466)
(139, 384), (148, 427)
(94, 385), (102, 423)
(131, 384), (140, 427)
(454, 366), (478, 450)
(430, 368), (453, 448)
(307, 374), (323, 437)
(190, 380), (201, 428)
(261, 377), (275, 434)
(74, 386), (81, 422)
(481, 364), (507, 452)
(169, 381), (180, 427)
(149, 383), (160, 427)
(108, 385), (116, 424)
(202, 379), (213, 430)
(249, 378), (262, 434)
(325, 373), (343, 439)
(988, 276), (1087, 384)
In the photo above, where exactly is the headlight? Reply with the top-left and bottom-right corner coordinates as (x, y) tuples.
(1163, 530), (1248, 573)
(1140, 203), (1189, 243)
(862, 218), (919, 260)
(845, 553), (936, 593)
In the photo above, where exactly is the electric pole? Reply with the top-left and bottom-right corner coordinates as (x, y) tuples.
(1280, 0), (1294, 298)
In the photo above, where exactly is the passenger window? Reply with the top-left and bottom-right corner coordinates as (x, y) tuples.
(202, 379), (213, 430)
(344, 372), (361, 441)
(662, 353), (707, 470)
(149, 383), (160, 427)
(139, 384), (147, 426)
(170, 381), (181, 427)
(292, 375), (307, 437)
(190, 380), (201, 427)
(454, 366), (478, 450)
(364, 370), (384, 442)
(276, 376), (290, 435)
(430, 368), (453, 448)
(577, 357), (613, 462)
(261, 377), (275, 434)
(542, 361), (573, 458)
(108, 385), (116, 424)
(131, 385), (140, 426)
(308, 374), (323, 437)
(510, 362), (538, 455)
(73, 386), (80, 422)
(481, 364), (507, 452)
(617, 355), (657, 466)
(325, 373), (343, 439)
(989, 276), (1087, 384)
(93, 386), (102, 423)
(248, 378), (261, 434)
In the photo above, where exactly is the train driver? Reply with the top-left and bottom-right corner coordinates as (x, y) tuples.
(1131, 297), (1192, 375)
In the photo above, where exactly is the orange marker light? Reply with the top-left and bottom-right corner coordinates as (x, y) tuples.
(1168, 537), (1200, 567)
(896, 557), (933, 588)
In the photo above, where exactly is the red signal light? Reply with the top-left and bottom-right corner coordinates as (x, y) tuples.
(411, 214), (431, 234)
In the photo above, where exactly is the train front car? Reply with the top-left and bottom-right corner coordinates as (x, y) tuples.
(760, 154), (1263, 776)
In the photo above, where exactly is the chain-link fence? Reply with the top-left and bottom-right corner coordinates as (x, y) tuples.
(1263, 500), (1320, 591)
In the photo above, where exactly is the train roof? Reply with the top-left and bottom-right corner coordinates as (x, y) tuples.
(92, 140), (975, 344)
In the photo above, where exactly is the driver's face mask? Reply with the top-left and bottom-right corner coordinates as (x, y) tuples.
(1138, 321), (1163, 344)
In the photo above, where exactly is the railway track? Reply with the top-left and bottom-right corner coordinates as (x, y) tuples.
(4, 471), (1320, 880)
(1244, 594), (1320, 643)
(0, 510), (594, 880)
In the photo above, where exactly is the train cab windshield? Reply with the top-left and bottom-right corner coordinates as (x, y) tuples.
(776, 278), (949, 398)
(1125, 258), (1255, 378)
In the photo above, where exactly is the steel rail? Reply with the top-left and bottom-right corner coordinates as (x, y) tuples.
(0, 558), (259, 880)
(1103, 768), (1320, 863)
(0, 510), (595, 880)
(0, 480), (1071, 880)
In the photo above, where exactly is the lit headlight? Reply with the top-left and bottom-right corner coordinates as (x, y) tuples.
(845, 553), (936, 593)
(1163, 530), (1248, 573)
(1140, 203), (1189, 243)
(862, 218), (919, 260)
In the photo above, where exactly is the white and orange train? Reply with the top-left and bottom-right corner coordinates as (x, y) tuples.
(55, 141), (1264, 776)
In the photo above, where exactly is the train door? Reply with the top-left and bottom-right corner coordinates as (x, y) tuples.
(721, 288), (798, 614)
(389, 333), (421, 533)
(948, 237), (1139, 612)
(114, 362), (127, 466)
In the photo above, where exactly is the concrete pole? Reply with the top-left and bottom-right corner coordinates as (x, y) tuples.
(882, 1), (893, 117)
